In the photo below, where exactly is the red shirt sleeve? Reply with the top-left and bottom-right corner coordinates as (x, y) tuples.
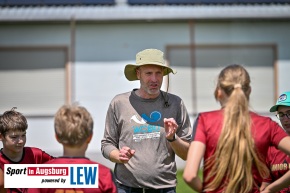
(98, 165), (117, 193)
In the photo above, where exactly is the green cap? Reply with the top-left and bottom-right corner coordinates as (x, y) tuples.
(269, 91), (290, 112)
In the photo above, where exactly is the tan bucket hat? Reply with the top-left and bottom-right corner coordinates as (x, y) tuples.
(124, 48), (176, 81)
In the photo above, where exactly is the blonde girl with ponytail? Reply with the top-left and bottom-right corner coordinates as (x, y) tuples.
(183, 64), (290, 193)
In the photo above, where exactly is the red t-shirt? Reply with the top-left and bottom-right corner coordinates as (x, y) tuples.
(27, 157), (117, 193)
(193, 110), (288, 193)
(266, 146), (290, 193)
(0, 147), (54, 193)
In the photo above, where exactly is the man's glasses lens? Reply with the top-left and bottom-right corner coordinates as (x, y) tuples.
(276, 113), (290, 120)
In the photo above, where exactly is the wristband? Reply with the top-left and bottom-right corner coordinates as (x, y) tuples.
(167, 135), (176, 142)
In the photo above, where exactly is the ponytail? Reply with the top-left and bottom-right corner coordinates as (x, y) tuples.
(204, 64), (269, 193)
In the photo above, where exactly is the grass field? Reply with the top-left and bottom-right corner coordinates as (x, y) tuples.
(176, 170), (202, 193)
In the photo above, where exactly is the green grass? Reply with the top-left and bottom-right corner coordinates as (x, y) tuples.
(176, 170), (202, 193)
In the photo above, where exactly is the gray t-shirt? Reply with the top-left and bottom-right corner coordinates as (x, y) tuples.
(101, 89), (192, 189)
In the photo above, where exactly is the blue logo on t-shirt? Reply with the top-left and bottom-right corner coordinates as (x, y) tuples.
(141, 111), (161, 123)
(131, 111), (162, 141)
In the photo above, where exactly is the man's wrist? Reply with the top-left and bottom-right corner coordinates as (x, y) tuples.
(167, 134), (176, 142)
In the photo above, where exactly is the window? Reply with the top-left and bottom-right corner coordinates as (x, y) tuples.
(166, 44), (276, 116)
(0, 47), (68, 116)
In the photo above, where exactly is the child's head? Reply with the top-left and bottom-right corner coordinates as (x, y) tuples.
(214, 64), (251, 104)
(0, 107), (28, 137)
(54, 104), (94, 147)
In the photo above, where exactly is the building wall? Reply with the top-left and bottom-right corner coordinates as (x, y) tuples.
(1, 19), (290, 169)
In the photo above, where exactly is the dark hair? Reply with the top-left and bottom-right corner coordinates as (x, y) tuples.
(0, 107), (28, 136)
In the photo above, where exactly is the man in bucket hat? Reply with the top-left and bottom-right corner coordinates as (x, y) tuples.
(265, 91), (290, 192)
(124, 48), (175, 81)
(101, 48), (192, 193)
